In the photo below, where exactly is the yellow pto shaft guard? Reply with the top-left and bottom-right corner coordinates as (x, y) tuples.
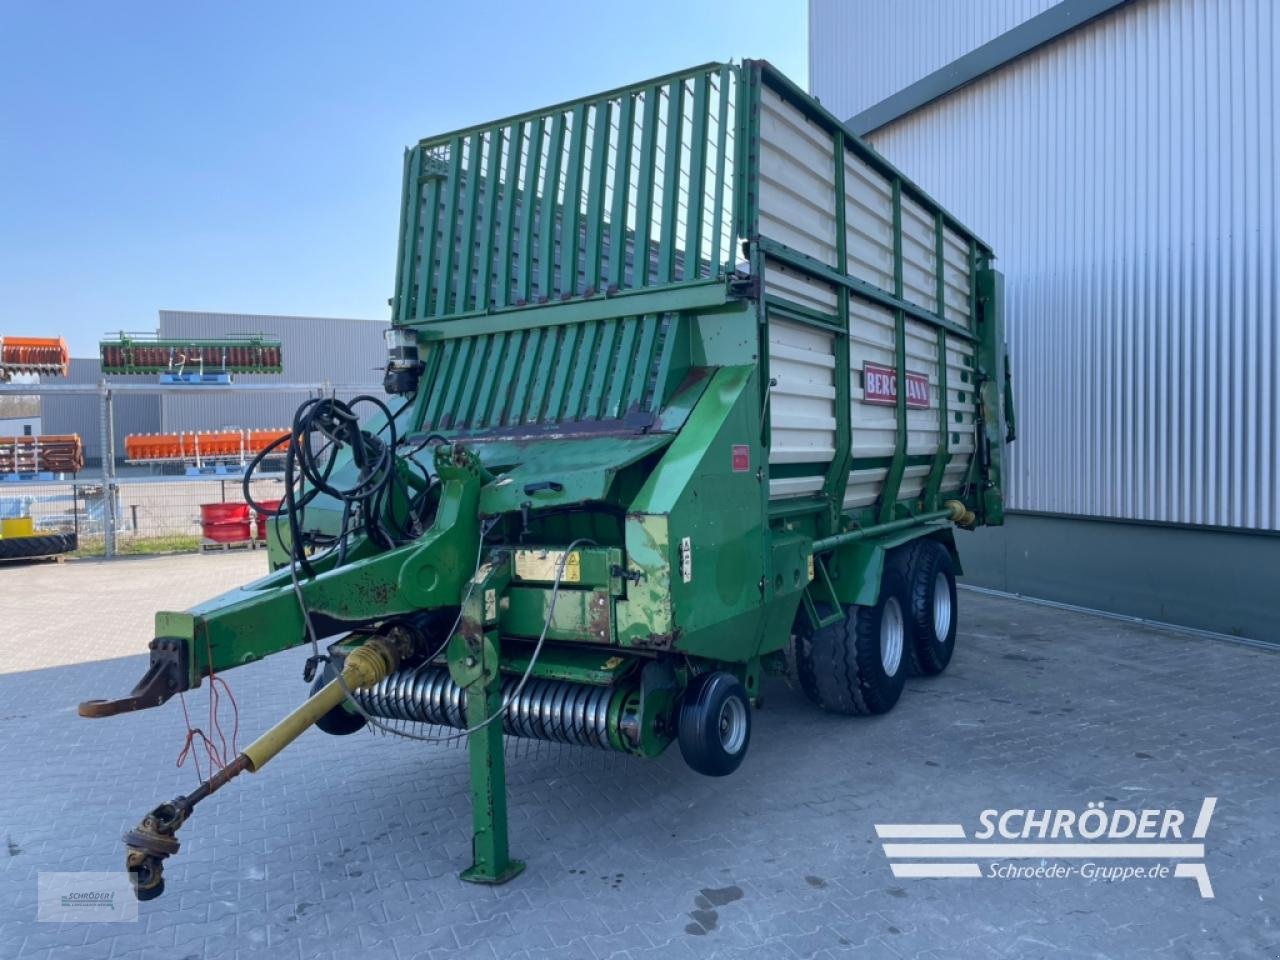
(122, 637), (399, 900)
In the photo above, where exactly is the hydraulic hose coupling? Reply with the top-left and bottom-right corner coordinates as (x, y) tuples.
(944, 499), (976, 528)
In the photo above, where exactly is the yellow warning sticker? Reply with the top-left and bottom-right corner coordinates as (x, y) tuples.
(514, 549), (582, 583)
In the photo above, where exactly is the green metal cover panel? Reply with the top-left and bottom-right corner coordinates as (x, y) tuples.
(414, 312), (680, 435)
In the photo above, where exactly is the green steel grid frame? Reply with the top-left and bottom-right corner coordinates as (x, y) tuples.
(394, 63), (741, 329)
(387, 58), (1000, 532)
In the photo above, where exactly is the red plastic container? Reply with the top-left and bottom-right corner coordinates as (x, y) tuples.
(253, 499), (283, 541)
(200, 503), (251, 543)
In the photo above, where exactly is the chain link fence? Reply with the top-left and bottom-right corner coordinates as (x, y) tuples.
(0, 475), (291, 557)
(0, 379), (380, 560)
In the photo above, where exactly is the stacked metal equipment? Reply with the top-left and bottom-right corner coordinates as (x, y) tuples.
(80, 61), (1014, 900)
(124, 429), (290, 464)
(99, 332), (283, 375)
(0, 434), (84, 474)
(0, 336), (70, 379)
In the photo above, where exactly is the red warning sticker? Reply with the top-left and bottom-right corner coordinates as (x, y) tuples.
(731, 444), (750, 473)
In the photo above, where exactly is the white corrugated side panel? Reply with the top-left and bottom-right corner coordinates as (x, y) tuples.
(768, 317), (837, 499)
(844, 300), (977, 508)
(759, 82), (972, 507)
(758, 86), (838, 266)
(157, 312), (387, 433)
(808, 0), (1058, 121)
(828, 0), (1277, 530)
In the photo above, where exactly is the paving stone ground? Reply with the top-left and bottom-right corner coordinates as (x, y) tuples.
(1, 552), (1277, 959)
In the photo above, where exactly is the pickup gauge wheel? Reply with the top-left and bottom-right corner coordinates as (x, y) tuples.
(310, 659), (368, 736)
(891, 540), (958, 675)
(679, 671), (752, 777)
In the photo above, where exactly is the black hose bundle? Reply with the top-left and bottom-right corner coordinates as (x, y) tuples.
(242, 395), (425, 577)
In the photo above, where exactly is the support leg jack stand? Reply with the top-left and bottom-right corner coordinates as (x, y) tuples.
(452, 556), (525, 884)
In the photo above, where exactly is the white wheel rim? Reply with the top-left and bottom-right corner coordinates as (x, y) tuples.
(718, 696), (747, 755)
(932, 571), (952, 642)
(881, 596), (904, 675)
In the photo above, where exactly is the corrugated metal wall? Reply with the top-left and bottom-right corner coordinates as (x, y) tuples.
(808, 0), (1057, 122)
(157, 312), (387, 432)
(811, 0), (1278, 531)
(39, 359), (160, 463)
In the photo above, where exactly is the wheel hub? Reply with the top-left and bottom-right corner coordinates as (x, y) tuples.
(717, 697), (747, 755)
(880, 596), (904, 675)
(932, 571), (953, 641)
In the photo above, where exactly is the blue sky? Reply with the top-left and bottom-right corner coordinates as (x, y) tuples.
(0, 1), (807, 357)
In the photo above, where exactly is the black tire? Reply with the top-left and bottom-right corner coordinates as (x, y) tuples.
(793, 567), (911, 716)
(890, 540), (958, 675)
(0, 533), (74, 561)
(678, 671), (751, 777)
(784, 625), (822, 706)
(310, 658), (367, 736)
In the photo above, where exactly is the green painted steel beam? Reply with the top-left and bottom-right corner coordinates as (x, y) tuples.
(416, 160), (444, 320)
(392, 147), (419, 322)
(524, 325), (556, 423)
(537, 113), (566, 299)
(708, 65), (732, 276)
(542, 323), (580, 422)
(607, 94), (635, 290)
(684, 73), (710, 281)
(657, 79), (687, 284)
(417, 61), (728, 152)
(561, 104), (588, 298)
(811, 510), (953, 554)
(449, 557), (524, 885)
(583, 99), (611, 294)
(923, 210), (952, 509)
(755, 237), (976, 342)
(878, 178), (908, 525)
(476, 129), (505, 312)
(632, 85), (661, 287)
(455, 132), (484, 314)
(821, 128), (853, 536)
(408, 277), (731, 341)
(434, 137), (464, 317)
(515, 120), (545, 303)
(494, 124), (523, 309)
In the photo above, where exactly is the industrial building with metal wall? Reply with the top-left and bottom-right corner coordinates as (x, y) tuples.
(40, 310), (386, 466)
(809, 0), (1277, 642)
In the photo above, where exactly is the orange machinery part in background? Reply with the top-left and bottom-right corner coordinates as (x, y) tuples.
(0, 434), (84, 473)
(124, 428), (290, 463)
(0, 336), (70, 377)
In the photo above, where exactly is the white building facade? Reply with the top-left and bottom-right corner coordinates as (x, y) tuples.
(810, 0), (1277, 641)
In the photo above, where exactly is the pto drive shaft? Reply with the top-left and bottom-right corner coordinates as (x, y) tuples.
(122, 639), (399, 900)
